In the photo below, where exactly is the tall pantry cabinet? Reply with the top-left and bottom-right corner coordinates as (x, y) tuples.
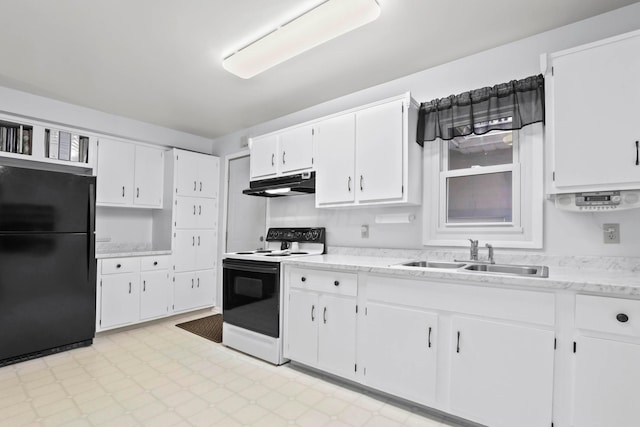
(165, 149), (220, 311)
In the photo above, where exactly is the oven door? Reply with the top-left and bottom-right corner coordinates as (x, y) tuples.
(222, 258), (280, 338)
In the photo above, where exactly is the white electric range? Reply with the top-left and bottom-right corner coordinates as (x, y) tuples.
(222, 227), (325, 365)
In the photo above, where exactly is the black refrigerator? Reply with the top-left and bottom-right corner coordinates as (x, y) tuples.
(0, 165), (96, 366)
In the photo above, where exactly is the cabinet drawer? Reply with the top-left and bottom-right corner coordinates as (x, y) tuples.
(140, 256), (170, 271)
(289, 267), (357, 297)
(576, 295), (640, 337)
(101, 258), (140, 274)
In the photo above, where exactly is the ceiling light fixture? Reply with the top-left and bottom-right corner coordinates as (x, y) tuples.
(222, 0), (381, 79)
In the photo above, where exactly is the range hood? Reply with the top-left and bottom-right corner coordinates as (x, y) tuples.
(243, 171), (315, 197)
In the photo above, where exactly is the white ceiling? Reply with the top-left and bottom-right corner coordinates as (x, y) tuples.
(0, 0), (636, 139)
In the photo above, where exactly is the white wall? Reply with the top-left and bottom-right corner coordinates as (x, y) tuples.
(213, 3), (640, 257)
(0, 86), (213, 151)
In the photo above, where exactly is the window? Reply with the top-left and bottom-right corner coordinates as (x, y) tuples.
(423, 123), (543, 249)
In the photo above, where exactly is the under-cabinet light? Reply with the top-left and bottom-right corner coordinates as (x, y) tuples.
(222, 0), (381, 79)
(265, 187), (292, 195)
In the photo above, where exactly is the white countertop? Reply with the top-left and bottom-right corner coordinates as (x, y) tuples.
(95, 243), (171, 259)
(283, 254), (640, 297)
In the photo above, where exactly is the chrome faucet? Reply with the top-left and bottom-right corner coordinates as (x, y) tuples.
(485, 243), (495, 264)
(468, 239), (479, 261)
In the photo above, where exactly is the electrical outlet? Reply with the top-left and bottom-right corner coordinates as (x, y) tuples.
(361, 224), (369, 239)
(603, 223), (620, 244)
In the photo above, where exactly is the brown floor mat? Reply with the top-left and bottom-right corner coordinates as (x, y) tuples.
(175, 314), (222, 343)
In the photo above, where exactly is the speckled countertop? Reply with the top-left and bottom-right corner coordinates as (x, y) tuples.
(282, 251), (640, 297)
(95, 243), (171, 259)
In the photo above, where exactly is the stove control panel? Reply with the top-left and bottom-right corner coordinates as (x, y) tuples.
(266, 227), (325, 243)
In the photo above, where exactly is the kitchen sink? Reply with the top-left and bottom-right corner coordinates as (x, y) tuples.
(463, 263), (549, 278)
(399, 261), (467, 269)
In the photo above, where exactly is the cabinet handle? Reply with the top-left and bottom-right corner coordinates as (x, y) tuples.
(456, 331), (461, 353)
(323, 307), (327, 324)
(198, 205), (202, 215)
(143, 280), (146, 292)
(193, 180), (197, 191)
(191, 278), (194, 289)
(192, 236), (195, 246)
(153, 261), (158, 266)
(360, 175), (364, 191)
(636, 140), (639, 166)
(301, 277), (306, 282)
(617, 313), (630, 323)
(311, 305), (315, 321)
(271, 153), (275, 166)
(428, 326), (432, 348)
(122, 186), (125, 197)
(136, 187), (139, 198)
(116, 264), (121, 269)
(128, 282), (131, 294)
(200, 182), (202, 192)
(347, 176), (351, 192)
(193, 205), (196, 215)
(197, 277), (200, 288)
(282, 151), (286, 165)
(334, 280), (340, 287)
(197, 236), (201, 246)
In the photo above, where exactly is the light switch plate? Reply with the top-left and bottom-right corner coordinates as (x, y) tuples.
(361, 224), (369, 239)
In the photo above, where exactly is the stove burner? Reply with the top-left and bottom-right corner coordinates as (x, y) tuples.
(236, 251), (255, 255)
(290, 252), (309, 255)
(265, 253), (290, 257)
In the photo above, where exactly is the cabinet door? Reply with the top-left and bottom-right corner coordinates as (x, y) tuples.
(173, 272), (196, 312)
(134, 146), (164, 207)
(250, 134), (279, 180)
(194, 269), (216, 308)
(196, 155), (219, 199)
(355, 100), (404, 203)
(573, 336), (640, 427)
(140, 270), (170, 320)
(449, 316), (554, 427)
(286, 289), (318, 366)
(173, 230), (197, 272)
(279, 125), (314, 174)
(552, 34), (640, 189)
(96, 139), (134, 205)
(175, 197), (199, 229)
(195, 230), (217, 270)
(100, 273), (139, 328)
(318, 294), (357, 379)
(175, 151), (200, 196)
(196, 198), (218, 229)
(363, 302), (438, 406)
(315, 114), (356, 206)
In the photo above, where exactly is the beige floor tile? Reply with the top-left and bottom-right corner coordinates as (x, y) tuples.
(142, 410), (186, 427)
(274, 399), (309, 420)
(335, 404), (373, 427)
(229, 403), (270, 424)
(0, 407), (39, 427)
(296, 408), (332, 426)
(173, 395), (209, 418)
(187, 406), (227, 426)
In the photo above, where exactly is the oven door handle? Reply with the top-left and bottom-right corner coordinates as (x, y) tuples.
(223, 261), (279, 275)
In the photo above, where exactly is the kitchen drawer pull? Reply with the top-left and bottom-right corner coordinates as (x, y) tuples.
(334, 280), (340, 287)
(323, 307), (327, 324)
(456, 331), (461, 353)
(617, 313), (630, 323)
(428, 326), (432, 348)
(347, 176), (351, 192)
(360, 175), (364, 191)
(311, 305), (315, 322)
(301, 277), (306, 282)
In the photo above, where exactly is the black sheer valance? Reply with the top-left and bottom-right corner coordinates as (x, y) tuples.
(416, 74), (545, 145)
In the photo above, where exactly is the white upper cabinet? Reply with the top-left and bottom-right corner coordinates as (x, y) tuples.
(175, 150), (219, 198)
(249, 124), (314, 180)
(315, 93), (421, 208)
(96, 138), (164, 208)
(546, 30), (640, 193)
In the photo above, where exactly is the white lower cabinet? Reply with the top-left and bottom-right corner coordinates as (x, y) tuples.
(285, 268), (358, 379)
(173, 269), (216, 312)
(98, 255), (170, 331)
(449, 316), (555, 427)
(362, 302), (438, 406)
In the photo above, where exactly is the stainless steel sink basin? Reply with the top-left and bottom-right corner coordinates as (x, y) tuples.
(400, 261), (467, 269)
(463, 263), (549, 278)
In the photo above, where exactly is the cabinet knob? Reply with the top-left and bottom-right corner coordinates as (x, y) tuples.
(617, 313), (629, 323)
(153, 261), (158, 266)
(334, 280), (340, 286)
(301, 277), (306, 282)
(116, 264), (121, 268)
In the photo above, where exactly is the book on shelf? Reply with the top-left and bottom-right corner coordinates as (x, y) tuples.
(0, 122), (33, 155)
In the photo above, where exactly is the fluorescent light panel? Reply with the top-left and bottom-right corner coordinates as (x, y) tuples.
(223, 0), (381, 79)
